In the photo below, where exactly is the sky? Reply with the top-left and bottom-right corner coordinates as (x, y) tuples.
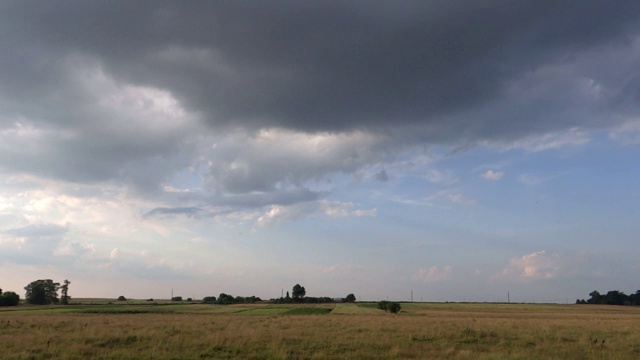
(1, 1), (639, 303)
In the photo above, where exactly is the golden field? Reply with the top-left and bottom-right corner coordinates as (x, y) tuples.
(1, 302), (639, 359)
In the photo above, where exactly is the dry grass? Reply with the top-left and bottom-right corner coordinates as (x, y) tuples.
(1, 303), (639, 359)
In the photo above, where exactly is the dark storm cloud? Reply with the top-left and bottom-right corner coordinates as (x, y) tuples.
(2, 0), (639, 138)
(2, 0), (640, 212)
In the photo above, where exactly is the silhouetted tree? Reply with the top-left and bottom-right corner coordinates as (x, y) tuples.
(0, 290), (20, 306)
(217, 293), (234, 305)
(292, 284), (306, 302)
(24, 279), (60, 305)
(605, 290), (626, 305)
(60, 279), (70, 305)
(202, 296), (216, 303)
(377, 301), (401, 313)
(587, 290), (601, 304)
(345, 293), (356, 303)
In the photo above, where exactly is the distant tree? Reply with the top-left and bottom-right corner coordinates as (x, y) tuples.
(0, 291), (20, 306)
(587, 290), (601, 304)
(202, 296), (216, 303)
(605, 290), (626, 305)
(217, 293), (234, 305)
(24, 279), (60, 305)
(377, 301), (401, 313)
(345, 294), (356, 303)
(292, 284), (306, 302)
(171, 296), (183, 301)
(60, 279), (71, 305)
(117, 295), (127, 301)
(285, 291), (291, 302)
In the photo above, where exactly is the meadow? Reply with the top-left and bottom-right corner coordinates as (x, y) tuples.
(1, 301), (639, 359)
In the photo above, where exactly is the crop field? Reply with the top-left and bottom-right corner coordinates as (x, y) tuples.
(1, 301), (640, 359)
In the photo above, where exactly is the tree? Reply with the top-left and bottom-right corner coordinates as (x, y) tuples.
(216, 293), (234, 305)
(0, 291), (20, 306)
(292, 284), (306, 302)
(117, 295), (127, 301)
(345, 293), (356, 303)
(60, 279), (71, 305)
(587, 290), (602, 304)
(24, 279), (60, 305)
(605, 290), (626, 305)
(377, 301), (401, 313)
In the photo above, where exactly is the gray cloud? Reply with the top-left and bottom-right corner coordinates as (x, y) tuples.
(3, 1), (640, 135)
(5, 223), (69, 238)
(2, 1), (640, 214)
(375, 170), (389, 182)
(143, 207), (207, 219)
(0, 223), (70, 264)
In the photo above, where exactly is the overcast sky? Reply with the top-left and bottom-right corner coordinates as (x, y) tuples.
(1, 1), (639, 302)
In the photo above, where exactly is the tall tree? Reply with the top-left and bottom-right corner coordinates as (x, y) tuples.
(292, 284), (306, 302)
(60, 279), (71, 305)
(24, 279), (60, 305)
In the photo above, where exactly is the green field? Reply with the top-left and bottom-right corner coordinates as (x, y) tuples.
(1, 300), (639, 359)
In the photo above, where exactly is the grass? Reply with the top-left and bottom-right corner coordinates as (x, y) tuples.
(1, 302), (639, 359)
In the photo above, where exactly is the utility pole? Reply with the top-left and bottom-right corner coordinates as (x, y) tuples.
(508, 292), (510, 303)
(411, 290), (413, 302)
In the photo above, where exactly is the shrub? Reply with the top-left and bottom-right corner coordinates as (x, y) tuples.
(202, 296), (216, 303)
(0, 291), (20, 306)
(378, 301), (401, 313)
(171, 296), (182, 301)
(117, 296), (127, 301)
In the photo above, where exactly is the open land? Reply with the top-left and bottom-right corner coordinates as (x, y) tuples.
(1, 301), (639, 359)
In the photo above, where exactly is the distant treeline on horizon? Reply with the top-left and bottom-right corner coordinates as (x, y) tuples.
(576, 290), (640, 305)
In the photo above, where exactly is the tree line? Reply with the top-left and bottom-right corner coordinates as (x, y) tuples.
(268, 284), (356, 304)
(0, 279), (71, 306)
(1, 280), (358, 307)
(576, 290), (640, 305)
(199, 284), (356, 305)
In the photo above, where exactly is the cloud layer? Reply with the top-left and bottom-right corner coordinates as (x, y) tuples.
(1, 1), (640, 300)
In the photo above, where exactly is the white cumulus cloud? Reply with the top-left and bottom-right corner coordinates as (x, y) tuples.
(481, 170), (504, 181)
(495, 251), (560, 281)
(414, 265), (452, 283)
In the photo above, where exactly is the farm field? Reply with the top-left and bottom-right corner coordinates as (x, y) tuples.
(1, 301), (639, 359)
